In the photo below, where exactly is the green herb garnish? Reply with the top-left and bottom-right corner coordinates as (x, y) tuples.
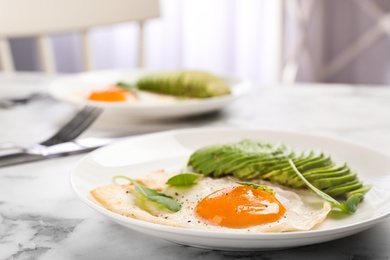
(288, 159), (362, 214)
(166, 173), (202, 187)
(114, 176), (181, 212)
(116, 82), (138, 93)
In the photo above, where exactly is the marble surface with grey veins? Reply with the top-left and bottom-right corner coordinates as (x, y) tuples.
(1, 73), (390, 259)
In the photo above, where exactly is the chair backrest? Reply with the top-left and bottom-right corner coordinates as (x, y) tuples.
(0, 0), (160, 73)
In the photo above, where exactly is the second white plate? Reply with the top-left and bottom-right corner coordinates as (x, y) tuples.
(48, 69), (252, 120)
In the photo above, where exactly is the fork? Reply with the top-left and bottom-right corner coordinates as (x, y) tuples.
(0, 106), (103, 151)
(39, 106), (103, 146)
(0, 92), (49, 109)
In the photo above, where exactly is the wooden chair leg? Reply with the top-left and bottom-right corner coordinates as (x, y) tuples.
(36, 35), (56, 73)
(0, 38), (15, 72)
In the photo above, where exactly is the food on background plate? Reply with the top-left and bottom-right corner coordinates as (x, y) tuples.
(87, 70), (231, 102)
(88, 85), (136, 102)
(90, 139), (371, 232)
(134, 70), (231, 98)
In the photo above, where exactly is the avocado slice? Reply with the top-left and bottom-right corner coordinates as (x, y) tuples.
(136, 71), (231, 98)
(187, 139), (371, 211)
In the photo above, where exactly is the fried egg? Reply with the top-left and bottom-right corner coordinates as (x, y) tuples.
(87, 87), (179, 104)
(91, 170), (331, 233)
(88, 85), (135, 102)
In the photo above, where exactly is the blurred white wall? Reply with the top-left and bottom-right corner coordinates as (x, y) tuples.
(10, 0), (283, 86)
(284, 0), (390, 85)
(9, 0), (390, 86)
(322, 0), (390, 85)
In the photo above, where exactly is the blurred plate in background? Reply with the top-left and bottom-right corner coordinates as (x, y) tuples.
(48, 69), (253, 120)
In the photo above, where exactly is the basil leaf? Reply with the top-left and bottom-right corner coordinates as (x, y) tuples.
(116, 82), (139, 93)
(166, 173), (202, 187)
(288, 159), (359, 214)
(146, 195), (181, 212)
(114, 175), (181, 212)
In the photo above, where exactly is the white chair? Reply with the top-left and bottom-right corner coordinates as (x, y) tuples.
(0, 0), (160, 73)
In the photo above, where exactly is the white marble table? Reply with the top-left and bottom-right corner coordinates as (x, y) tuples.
(1, 73), (390, 259)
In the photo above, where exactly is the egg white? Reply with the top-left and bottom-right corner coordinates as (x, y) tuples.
(68, 89), (193, 105)
(91, 170), (331, 233)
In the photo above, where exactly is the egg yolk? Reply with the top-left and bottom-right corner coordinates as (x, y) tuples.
(195, 186), (286, 228)
(88, 85), (134, 102)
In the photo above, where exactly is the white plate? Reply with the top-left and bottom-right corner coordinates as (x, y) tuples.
(48, 69), (252, 120)
(70, 128), (390, 251)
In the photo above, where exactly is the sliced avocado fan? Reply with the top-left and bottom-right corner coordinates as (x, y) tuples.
(118, 71), (231, 98)
(188, 139), (371, 213)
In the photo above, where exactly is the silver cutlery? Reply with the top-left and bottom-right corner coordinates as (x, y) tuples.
(39, 105), (103, 146)
(0, 106), (104, 167)
(0, 105), (103, 151)
(0, 92), (49, 109)
(0, 137), (122, 167)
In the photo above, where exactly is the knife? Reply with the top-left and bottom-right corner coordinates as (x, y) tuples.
(0, 137), (124, 168)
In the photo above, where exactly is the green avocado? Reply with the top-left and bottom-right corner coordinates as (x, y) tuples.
(188, 139), (371, 212)
(136, 71), (231, 98)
